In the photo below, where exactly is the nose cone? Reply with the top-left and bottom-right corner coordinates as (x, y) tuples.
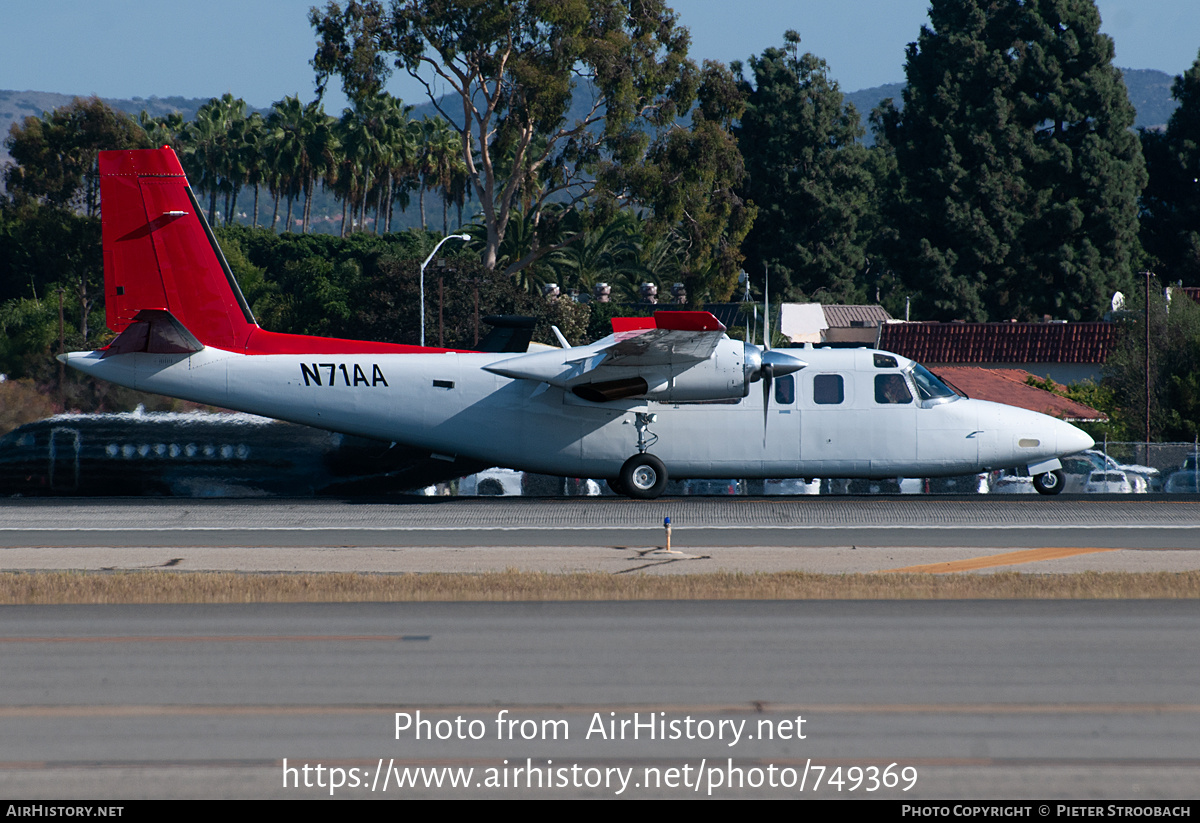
(1058, 419), (1094, 455)
(761, 348), (807, 377)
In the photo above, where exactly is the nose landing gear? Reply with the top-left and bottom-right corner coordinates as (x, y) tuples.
(1033, 469), (1065, 495)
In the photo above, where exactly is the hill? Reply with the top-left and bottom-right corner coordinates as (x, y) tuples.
(843, 69), (1178, 145)
(0, 67), (1183, 187)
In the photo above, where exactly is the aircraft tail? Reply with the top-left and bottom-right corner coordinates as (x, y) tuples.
(100, 147), (257, 351)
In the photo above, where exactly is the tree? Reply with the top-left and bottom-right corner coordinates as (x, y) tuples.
(1140, 50), (1200, 283)
(880, 0), (1145, 321)
(734, 31), (879, 303)
(264, 96), (338, 233)
(4, 97), (150, 217)
(626, 60), (757, 302)
(177, 94), (249, 225)
(310, 0), (749, 286)
(1103, 278), (1200, 441)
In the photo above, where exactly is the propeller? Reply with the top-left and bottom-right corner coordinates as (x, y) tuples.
(752, 348), (806, 440)
(746, 264), (805, 441)
(763, 269), (771, 437)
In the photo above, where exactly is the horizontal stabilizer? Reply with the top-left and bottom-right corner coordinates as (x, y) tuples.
(101, 309), (204, 357)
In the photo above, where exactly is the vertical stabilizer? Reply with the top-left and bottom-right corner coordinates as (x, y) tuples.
(100, 147), (257, 351)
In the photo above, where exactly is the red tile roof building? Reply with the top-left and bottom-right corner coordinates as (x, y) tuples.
(878, 321), (1118, 384)
(929, 367), (1107, 422)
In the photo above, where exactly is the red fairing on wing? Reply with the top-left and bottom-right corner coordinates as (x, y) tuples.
(653, 311), (725, 332)
(610, 316), (657, 333)
(610, 312), (726, 334)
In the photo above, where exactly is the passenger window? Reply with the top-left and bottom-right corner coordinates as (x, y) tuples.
(813, 374), (844, 405)
(875, 373), (913, 404)
(775, 375), (795, 404)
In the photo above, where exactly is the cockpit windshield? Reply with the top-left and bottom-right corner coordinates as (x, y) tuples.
(908, 364), (960, 404)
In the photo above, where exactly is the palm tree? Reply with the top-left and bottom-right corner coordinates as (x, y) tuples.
(241, 112), (267, 227)
(138, 111), (185, 150)
(554, 210), (648, 297)
(178, 94), (249, 226)
(334, 94), (414, 234)
(422, 116), (468, 234)
(265, 96), (334, 233)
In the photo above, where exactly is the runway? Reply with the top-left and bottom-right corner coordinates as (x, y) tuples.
(2, 496), (1199, 574)
(1, 497), (1198, 799)
(1, 600), (1198, 799)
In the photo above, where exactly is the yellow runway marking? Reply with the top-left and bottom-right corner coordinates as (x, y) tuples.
(882, 547), (1118, 574)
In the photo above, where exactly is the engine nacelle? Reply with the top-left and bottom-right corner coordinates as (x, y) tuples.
(570, 339), (793, 403)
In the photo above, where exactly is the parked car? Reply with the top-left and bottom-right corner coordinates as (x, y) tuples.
(1164, 470), (1200, 494)
(763, 478), (821, 495)
(1082, 470), (1132, 494)
(1071, 450), (1156, 493)
(990, 472), (1035, 494)
(682, 478), (744, 495)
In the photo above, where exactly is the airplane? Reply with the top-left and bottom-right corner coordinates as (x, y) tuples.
(61, 147), (1094, 498)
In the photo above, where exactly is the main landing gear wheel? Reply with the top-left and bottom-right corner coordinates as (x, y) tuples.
(619, 454), (668, 499)
(1033, 469), (1065, 495)
(606, 476), (627, 496)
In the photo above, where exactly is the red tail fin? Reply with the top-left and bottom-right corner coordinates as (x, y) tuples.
(100, 147), (257, 351)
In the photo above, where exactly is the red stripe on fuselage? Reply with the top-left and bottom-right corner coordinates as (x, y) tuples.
(242, 328), (471, 355)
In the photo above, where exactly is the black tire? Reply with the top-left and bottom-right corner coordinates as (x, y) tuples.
(619, 454), (668, 499)
(606, 476), (626, 496)
(1033, 469), (1065, 495)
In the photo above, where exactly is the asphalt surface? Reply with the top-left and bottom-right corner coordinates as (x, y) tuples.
(1, 497), (1198, 800)
(1, 496), (1198, 573)
(0, 600), (1197, 799)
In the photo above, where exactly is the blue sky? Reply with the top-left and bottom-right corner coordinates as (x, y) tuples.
(3, 1), (1199, 113)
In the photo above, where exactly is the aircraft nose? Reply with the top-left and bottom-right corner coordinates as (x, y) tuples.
(1058, 420), (1094, 454)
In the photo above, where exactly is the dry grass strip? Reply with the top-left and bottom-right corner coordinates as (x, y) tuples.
(0, 570), (1198, 605)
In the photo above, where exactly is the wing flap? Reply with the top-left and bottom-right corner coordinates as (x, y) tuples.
(483, 311), (728, 389)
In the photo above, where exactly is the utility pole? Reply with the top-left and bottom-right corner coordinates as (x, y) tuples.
(1144, 271), (1151, 460)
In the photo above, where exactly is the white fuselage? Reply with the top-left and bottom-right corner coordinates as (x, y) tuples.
(63, 343), (1093, 481)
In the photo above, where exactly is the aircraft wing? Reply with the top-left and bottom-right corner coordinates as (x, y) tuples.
(483, 311), (728, 388)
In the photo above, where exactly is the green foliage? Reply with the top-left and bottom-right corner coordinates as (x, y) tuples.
(734, 31), (879, 303)
(1023, 374), (1131, 440)
(214, 225), (594, 346)
(881, 0), (1146, 322)
(628, 61), (757, 303)
(359, 255), (590, 348)
(309, 0), (750, 288)
(1140, 50), (1200, 282)
(0, 200), (101, 311)
(3, 97), (151, 216)
(0, 295), (62, 381)
(1103, 278), (1200, 440)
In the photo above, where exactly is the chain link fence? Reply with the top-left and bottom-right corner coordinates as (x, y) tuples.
(1091, 441), (1200, 494)
(1096, 442), (1199, 475)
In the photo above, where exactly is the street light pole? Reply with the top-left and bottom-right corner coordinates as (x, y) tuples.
(420, 233), (470, 348)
